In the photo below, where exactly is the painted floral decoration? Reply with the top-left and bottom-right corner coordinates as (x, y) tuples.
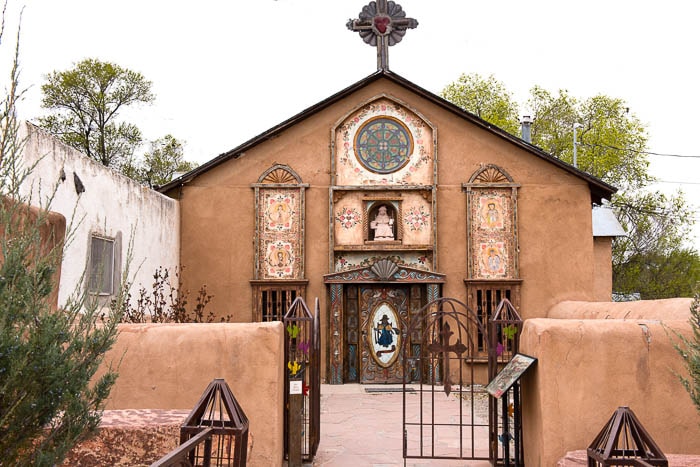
(404, 205), (430, 231)
(335, 207), (361, 229)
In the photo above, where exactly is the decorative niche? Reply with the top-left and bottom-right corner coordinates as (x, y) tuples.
(363, 198), (402, 243)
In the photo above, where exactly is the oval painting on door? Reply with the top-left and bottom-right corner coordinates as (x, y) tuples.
(369, 302), (402, 368)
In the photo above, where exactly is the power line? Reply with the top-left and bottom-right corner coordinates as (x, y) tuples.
(579, 142), (700, 159)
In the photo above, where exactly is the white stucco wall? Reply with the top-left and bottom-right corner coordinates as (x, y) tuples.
(18, 122), (180, 308)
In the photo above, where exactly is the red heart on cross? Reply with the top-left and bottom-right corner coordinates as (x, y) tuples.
(374, 16), (390, 34)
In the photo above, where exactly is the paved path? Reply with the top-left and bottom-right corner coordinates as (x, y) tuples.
(309, 384), (493, 467)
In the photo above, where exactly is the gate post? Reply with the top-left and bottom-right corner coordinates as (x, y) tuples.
(287, 389), (303, 466)
(283, 297), (320, 463)
(488, 298), (523, 465)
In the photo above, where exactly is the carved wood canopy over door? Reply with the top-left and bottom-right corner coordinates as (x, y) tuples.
(359, 285), (409, 384)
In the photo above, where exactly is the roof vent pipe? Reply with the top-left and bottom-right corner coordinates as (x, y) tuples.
(521, 115), (532, 143)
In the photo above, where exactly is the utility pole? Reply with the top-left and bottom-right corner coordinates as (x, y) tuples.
(573, 123), (583, 168)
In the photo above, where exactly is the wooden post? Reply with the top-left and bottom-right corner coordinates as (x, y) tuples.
(288, 381), (303, 466)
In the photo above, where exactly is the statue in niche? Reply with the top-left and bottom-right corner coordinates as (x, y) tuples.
(370, 205), (394, 240)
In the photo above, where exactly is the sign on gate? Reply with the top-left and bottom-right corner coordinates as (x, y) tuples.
(486, 353), (537, 399)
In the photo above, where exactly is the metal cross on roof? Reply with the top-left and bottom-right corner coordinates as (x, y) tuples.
(346, 0), (418, 71)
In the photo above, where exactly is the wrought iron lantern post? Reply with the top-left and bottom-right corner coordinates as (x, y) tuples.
(283, 297), (320, 464)
(489, 298), (523, 466)
(151, 378), (249, 467)
(587, 406), (668, 466)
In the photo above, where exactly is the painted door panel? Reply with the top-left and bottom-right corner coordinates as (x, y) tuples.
(359, 286), (409, 383)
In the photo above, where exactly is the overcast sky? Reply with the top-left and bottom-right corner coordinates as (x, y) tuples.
(3, 0), (699, 247)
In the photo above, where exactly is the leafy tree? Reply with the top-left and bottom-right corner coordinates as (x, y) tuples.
(527, 87), (650, 190)
(37, 58), (155, 170)
(122, 134), (195, 187)
(613, 190), (700, 298)
(440, 73), (521, 135)
(0, 20), (123, 465)
(441, 73), (698, 298)
(615, 249), (700, 299)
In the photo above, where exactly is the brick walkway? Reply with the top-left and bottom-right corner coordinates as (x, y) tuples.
(310, 384), (492, 467)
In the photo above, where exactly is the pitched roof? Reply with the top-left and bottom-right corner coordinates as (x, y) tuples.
(158, 70), (616, 203)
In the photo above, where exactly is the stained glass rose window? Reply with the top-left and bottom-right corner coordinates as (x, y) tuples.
(354, 117), (413, 174)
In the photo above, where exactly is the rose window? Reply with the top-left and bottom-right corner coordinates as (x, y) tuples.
(354, 117), (413, 173)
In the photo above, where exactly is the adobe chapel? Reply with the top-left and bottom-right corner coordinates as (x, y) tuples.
(159, 1), (618, 386)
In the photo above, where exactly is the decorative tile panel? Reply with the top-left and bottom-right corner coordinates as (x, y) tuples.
(335, 97), (434, 186)
(335, 206), (361, 229)
(335, 252), (431, 272)
(467, 186), (517, 280)
(263, 192), (296, 233)
(263, 240), (295, 278)
(404, 205), (430, 231)
(256, 186), (303, 280)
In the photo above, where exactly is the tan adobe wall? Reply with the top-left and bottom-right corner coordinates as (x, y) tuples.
(592, 237), (613, 301)
(0, 197), (66, 309)
(98, 322), (285, 467)
(547, 298), (693, 321)
(520, 317), (700, 466)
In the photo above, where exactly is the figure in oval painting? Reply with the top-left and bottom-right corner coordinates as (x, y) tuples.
(376, 313), (399, 347)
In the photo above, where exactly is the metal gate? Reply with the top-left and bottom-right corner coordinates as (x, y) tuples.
(283, 297), (320, 462)
(402, 297), (491, 462)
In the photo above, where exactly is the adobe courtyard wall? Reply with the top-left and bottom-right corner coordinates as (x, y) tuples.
(97, 322), (285, 467)
(520, 300), (700, 466)
(548, 298), (693, 321)
(0, 197), (66, 309)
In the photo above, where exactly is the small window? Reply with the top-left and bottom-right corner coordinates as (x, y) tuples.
(252, 282), (306, 322)
(467, 282), (520, 356)
(261, 288), (298, 322)
(88, 236), (115, 295)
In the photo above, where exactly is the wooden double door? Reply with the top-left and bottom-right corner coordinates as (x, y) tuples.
(345, 284), (423, 384)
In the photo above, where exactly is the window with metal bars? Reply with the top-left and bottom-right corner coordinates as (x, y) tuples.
(252, 283), (306, 322)
(470, 284), (518, 354)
